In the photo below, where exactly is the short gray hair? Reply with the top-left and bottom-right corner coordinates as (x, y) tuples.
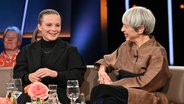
(3, 26), (22, 42)
(122, 6), (155, 34)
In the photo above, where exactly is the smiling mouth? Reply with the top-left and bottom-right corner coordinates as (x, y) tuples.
(49, 33), (57, 36)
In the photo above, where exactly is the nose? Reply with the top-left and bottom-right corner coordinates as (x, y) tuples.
(121, 26), (125, 32)
(8, 38), (13, 41)
(51, 26), (57, 31)
(7, 37), (15, 41)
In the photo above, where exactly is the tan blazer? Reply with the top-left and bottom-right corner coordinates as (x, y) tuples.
(96, 36), (172, 104)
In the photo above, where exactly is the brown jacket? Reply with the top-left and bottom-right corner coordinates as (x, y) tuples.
(96, 36), (171, 104)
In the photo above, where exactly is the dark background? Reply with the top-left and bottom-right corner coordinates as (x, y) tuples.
(0, 0), (183, 66)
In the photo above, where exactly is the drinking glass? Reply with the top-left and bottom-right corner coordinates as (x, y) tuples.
(66, 80), (80, 104)
(6, 82), (15, 98)
(12, 78), (23, 99)
(48, 84), (60, 104)
(6, 82), (17, 104)
(75, 93), (86, 104)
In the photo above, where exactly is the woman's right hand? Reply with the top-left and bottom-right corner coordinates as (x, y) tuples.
(28, 72), (41, 82)
(98, 65), (112, 84)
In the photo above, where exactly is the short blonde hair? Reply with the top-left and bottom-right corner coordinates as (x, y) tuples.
(38, 9), (61, 25)
(122, 6), (155, 34)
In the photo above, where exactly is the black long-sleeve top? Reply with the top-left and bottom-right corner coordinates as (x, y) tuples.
(13, 38), (86, 104)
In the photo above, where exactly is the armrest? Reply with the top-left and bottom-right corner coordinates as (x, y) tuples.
(163, 66), (184, 104)
(80, 65), (98, 101)
(0, 67), (13, 97)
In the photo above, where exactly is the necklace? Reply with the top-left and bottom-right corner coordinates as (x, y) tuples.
(42, 49), (54, 53)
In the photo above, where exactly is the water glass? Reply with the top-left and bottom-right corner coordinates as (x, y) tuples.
(6, 82), (17, 104)
(48, 84), (60, 104)
(12, 78), (23, 99)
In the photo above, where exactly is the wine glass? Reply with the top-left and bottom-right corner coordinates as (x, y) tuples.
(75, 93), (86, 104)
(66, 80), (80, 104)
(12, 78), (23, 99)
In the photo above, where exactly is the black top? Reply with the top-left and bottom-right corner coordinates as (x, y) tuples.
(41, 39), (56, 68)
(13, 38), (86, 104)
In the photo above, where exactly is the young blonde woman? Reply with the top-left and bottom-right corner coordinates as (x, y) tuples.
(13, 9), (86, 104)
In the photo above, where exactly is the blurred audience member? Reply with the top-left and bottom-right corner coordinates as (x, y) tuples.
(31, 27), (42, 43)
(0, 26), (22, 67)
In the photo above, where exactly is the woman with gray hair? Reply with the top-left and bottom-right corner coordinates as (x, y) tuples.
(90, 6), (171, 104)
(0, 26), (22, 67)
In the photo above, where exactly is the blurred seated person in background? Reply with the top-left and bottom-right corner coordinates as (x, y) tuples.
(90, 6), (171, 104)
(13, 9), (86, 104)
(31, 27), (42, 43)
(0, 26), (22, 67)
(0, 39), (3, 52)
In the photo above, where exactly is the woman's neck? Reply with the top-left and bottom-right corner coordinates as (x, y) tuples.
(5, 49), (19, 57)
(134, 35), (150, 48)
(41, 39), (57, 49)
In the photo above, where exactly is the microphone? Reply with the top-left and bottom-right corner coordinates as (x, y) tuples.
(134, 50), (138, 58)
(134, 54), (138, 58)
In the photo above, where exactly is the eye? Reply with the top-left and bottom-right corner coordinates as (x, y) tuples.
(56, 24), (61, 27)
(46, 23), (52, 26)
(5, 36), (17, 39)
(123, 24), (129, 28)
